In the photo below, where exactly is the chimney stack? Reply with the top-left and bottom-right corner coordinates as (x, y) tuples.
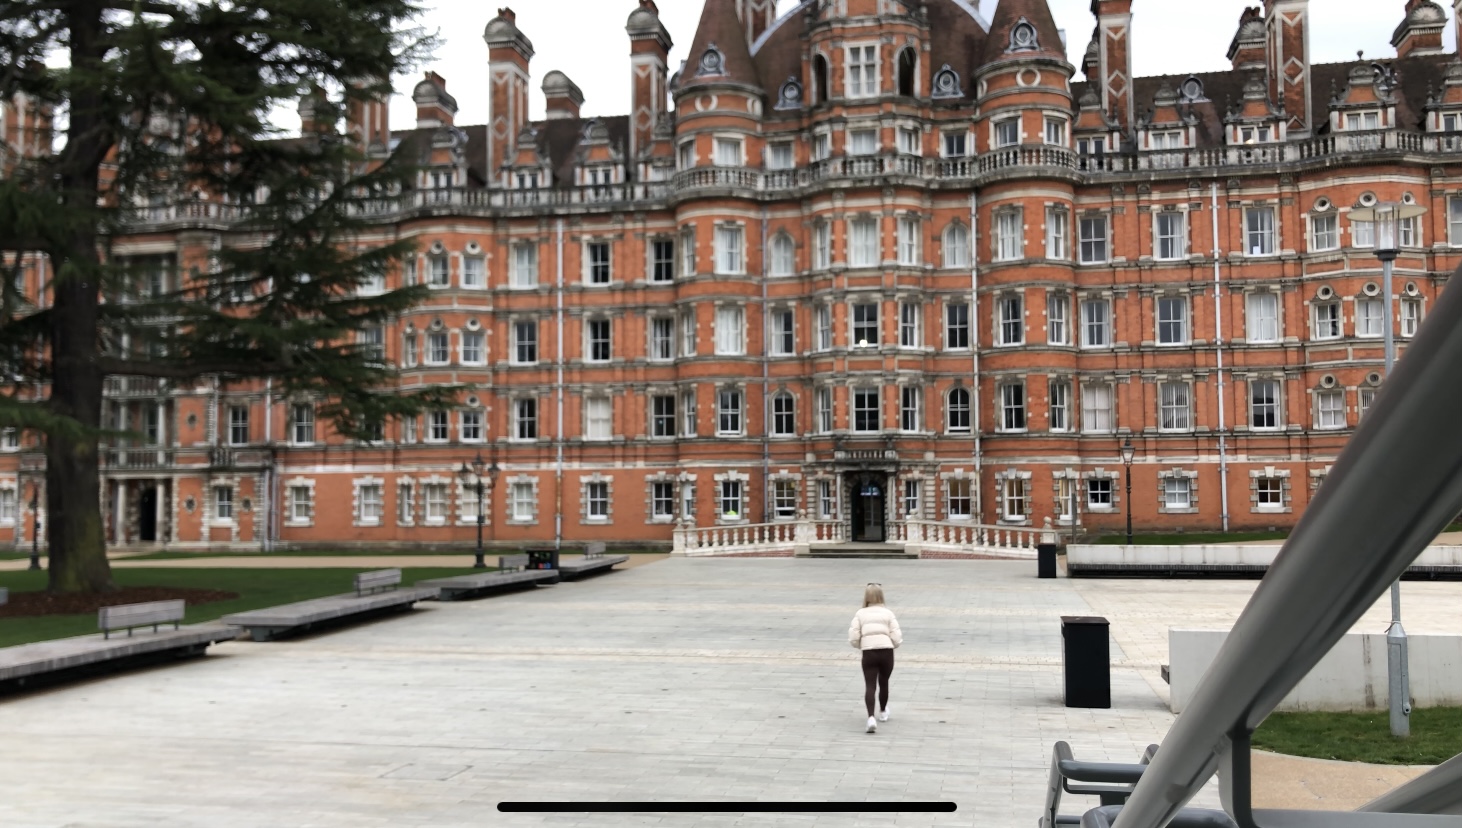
(298, 85), (333, 136)
(412, 71), (458, 129)
(346, 77), (392, 159)
(1092, 0), (1135, 129)
(1227, 7), (1267, 71)
(542, 71), (584, 121)
(484, 7), (535, 184)
(1264, 0), (1312, 136)
(1393, 0), (1447, 59)
(737, 0), (778, 45)
(626, 0), (673, 159)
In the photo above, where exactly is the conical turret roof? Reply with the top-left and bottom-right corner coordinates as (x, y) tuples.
(681, 0), (761, 91)
(981, 0), (1067, 69)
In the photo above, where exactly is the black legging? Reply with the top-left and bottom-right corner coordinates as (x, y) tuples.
(861, 648), (894, 716)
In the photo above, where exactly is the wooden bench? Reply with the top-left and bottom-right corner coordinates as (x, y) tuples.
(222, 574), (437, 642)
(417, 553), (559, 601)
(100, 599), (185, 639)
(558, 542), (630, 581)
(354, 568), (401, 596)
(1, 600), (236, 693)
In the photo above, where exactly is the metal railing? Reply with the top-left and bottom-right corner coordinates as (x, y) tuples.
(1103, 262), (1462, 826)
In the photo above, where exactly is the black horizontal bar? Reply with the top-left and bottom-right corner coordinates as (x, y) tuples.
(498, 802), (956, 813)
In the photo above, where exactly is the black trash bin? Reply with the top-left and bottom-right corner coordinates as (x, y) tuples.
(1061, 616), (1111, 709)
(526, 547), (559, 570)
(1038, 543), (1058, 579)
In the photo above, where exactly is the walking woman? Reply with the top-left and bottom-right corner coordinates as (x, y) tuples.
(848, 583), (902, 733)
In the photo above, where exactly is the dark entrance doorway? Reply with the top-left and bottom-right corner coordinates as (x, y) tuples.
(850, 474), (887, 543)
(138, 486), (158, 542)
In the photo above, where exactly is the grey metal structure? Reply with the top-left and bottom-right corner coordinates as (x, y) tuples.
(1098, 264), (1462, 827)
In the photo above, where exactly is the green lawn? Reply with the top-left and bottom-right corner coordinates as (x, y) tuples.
(1254, 708), (1462, 765)
(117, 547), (666, 561)
(0, 566), (484, 648)
(1090, 531), (1289, 546)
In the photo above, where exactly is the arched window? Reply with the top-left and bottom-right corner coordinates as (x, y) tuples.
(769, 233), (796, 277)
(947, 388), (971, 432)
(943, 223), (971, 269)
(812, 55), (830, 106)
(771, 391), (797, 436)
(897, 48), (917, 97)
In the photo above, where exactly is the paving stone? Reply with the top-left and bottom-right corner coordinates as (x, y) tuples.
(2, 559), (1457, 826)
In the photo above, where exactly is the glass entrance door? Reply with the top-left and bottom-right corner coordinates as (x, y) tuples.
(851, 476), (886, 542)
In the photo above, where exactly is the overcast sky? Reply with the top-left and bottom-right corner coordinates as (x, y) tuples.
(329, 0), (1457, 134)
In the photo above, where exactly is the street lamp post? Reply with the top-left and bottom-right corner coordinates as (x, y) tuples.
(459, 452), (487, 569)
(1120, 438), (1135, 545)
(28, 481), (41, 571)
(1350, 200), (1426, 738)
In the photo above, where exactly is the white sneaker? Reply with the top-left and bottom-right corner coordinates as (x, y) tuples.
(878, 706), (889, 722)
(866, 716), (877, 733)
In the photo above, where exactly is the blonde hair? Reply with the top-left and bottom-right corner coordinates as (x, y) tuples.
(863, 583), (885, 607)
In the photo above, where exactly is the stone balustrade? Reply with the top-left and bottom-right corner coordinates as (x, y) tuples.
(671, 514), (1049, 559)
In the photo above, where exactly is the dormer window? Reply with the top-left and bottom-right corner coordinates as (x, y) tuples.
(1044, 118), (1067, 147)
(586, 167), (614, 186)
(1149, 131), (1184, 150)
(515, 172), (540, 189)
(429, 170), (452, 188)
(1238, 126), (1272, 144)
(1344, 111), (1381, 130)
(846, 44), (879, 99)
(1444, 113), (1461, 132)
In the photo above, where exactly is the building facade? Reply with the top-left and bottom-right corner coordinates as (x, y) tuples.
(4, 0), (1462, 551)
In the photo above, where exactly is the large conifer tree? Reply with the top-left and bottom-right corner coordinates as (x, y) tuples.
(0, 0), (456, 592)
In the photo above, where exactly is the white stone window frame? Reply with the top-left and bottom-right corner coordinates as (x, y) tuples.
(768, 304), (798, 358)
(942, 221), (972, 269)
(1051, 468), (1085, 525)
(899, 473), (928, 520)
(812, 475), (840, 520)
(1251, 466), (1293, 514)
(1313, 384), (1348, 431)
(455, 477), (488, 527)
(1081, 468), (1121, 514)
(419, 474), (453, 526)
(352, 476), (386, 528)
(459, 407), (486, 444)
(768, 470), (803, 522)
(715, 383), (746, 437)
(395, 477), (416, 527)
(843, 42), (880, 100)
(461, 253), (487, 291)
(582, 237), (614, 286)
(994, 290), (1025, 347)
(580, 473), (614, 525)
(712, 470), (751, 525)
(991, 115), (1022, 149)
(646, 474), (679, 525)
(678, 472), (699, 522)
(1242, 287), (1283, 345)
(284, 476), (316, 528)
(992, 206), (1024, 263)
(713, 221), (747, 276)
(712, 133), (746, 168)
(1157, 468), (1199, 515)
(459, 327), (487, 367)
(1242, 204), (1279, 258)
(0, 480), (18, 525)
(509, 239), (540, 288)
(1151, 208), (1189, 262)
(1156, 376), (1196, 433)
(210, 475), (239, 526)
(940, 469), (975, 521)
(507, 475), (540, 526)
(993, 468), (1033, 526)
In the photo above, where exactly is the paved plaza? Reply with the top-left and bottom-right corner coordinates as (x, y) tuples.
(2, 557), (1460, 827)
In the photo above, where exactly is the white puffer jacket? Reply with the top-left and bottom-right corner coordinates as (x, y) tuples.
(849, 605), (903, 651)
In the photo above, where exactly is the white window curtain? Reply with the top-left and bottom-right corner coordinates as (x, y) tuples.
(715, 306), (745, 355)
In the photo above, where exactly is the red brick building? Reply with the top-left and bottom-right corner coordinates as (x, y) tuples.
(4, 0), (1462, 551)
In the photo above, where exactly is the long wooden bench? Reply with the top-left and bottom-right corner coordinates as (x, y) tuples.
(417, 554), (559, 601)
(0, 599), (236, 694)
(558, 542), (630, 580)
(222, 569), (436, 642)
(100, 599), (184, 639)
